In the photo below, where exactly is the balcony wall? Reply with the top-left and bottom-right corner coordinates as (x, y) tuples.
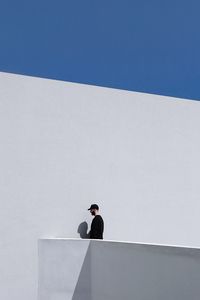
(38, 239), (200, 300)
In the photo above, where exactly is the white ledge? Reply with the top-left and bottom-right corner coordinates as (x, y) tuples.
(38, 237), (200, 250)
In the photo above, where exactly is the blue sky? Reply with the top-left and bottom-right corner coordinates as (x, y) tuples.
(0, 0), (200, 100)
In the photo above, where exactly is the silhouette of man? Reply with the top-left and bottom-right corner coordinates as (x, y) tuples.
(88, 204), (104, 239)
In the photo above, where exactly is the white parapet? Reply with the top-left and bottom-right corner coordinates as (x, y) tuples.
(38, 238), (200, 300)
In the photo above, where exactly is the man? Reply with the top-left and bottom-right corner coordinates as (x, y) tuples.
(88, 204), (104, 239)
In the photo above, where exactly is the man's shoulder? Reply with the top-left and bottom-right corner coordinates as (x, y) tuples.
(95, 215), (104, 221)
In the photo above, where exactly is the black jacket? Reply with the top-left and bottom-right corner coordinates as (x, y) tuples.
(90, 215), (104, 239)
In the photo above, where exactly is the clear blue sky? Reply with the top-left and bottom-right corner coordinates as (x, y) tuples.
(0, 0), (200, 100)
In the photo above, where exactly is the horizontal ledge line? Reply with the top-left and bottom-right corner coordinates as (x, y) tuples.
(38, 237), (200, 251)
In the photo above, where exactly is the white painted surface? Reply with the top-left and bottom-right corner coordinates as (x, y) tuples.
(39, 239), (200, 300)
(38, 240), (90, 300)
(0, 72), (200, 299)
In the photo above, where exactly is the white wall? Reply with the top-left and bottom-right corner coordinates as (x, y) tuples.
(0, 72), (200, 299)
(39, 239), (200, 300)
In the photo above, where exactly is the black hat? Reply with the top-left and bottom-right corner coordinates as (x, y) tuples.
(88, 204), (99, 210)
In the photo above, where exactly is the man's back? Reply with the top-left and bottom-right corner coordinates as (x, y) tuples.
(90, 215), (104, 239)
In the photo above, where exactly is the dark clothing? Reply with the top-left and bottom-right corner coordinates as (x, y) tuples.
(90, 215), (104, 239)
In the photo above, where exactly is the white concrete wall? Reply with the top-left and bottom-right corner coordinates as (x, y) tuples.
(0, 72), (200, 299)
(39, 239), (200, 300)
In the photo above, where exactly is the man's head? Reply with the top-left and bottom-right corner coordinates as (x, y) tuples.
(88, 204), (99, 216)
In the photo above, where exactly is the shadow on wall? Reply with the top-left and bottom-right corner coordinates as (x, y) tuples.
(77, 222), (90, 239)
